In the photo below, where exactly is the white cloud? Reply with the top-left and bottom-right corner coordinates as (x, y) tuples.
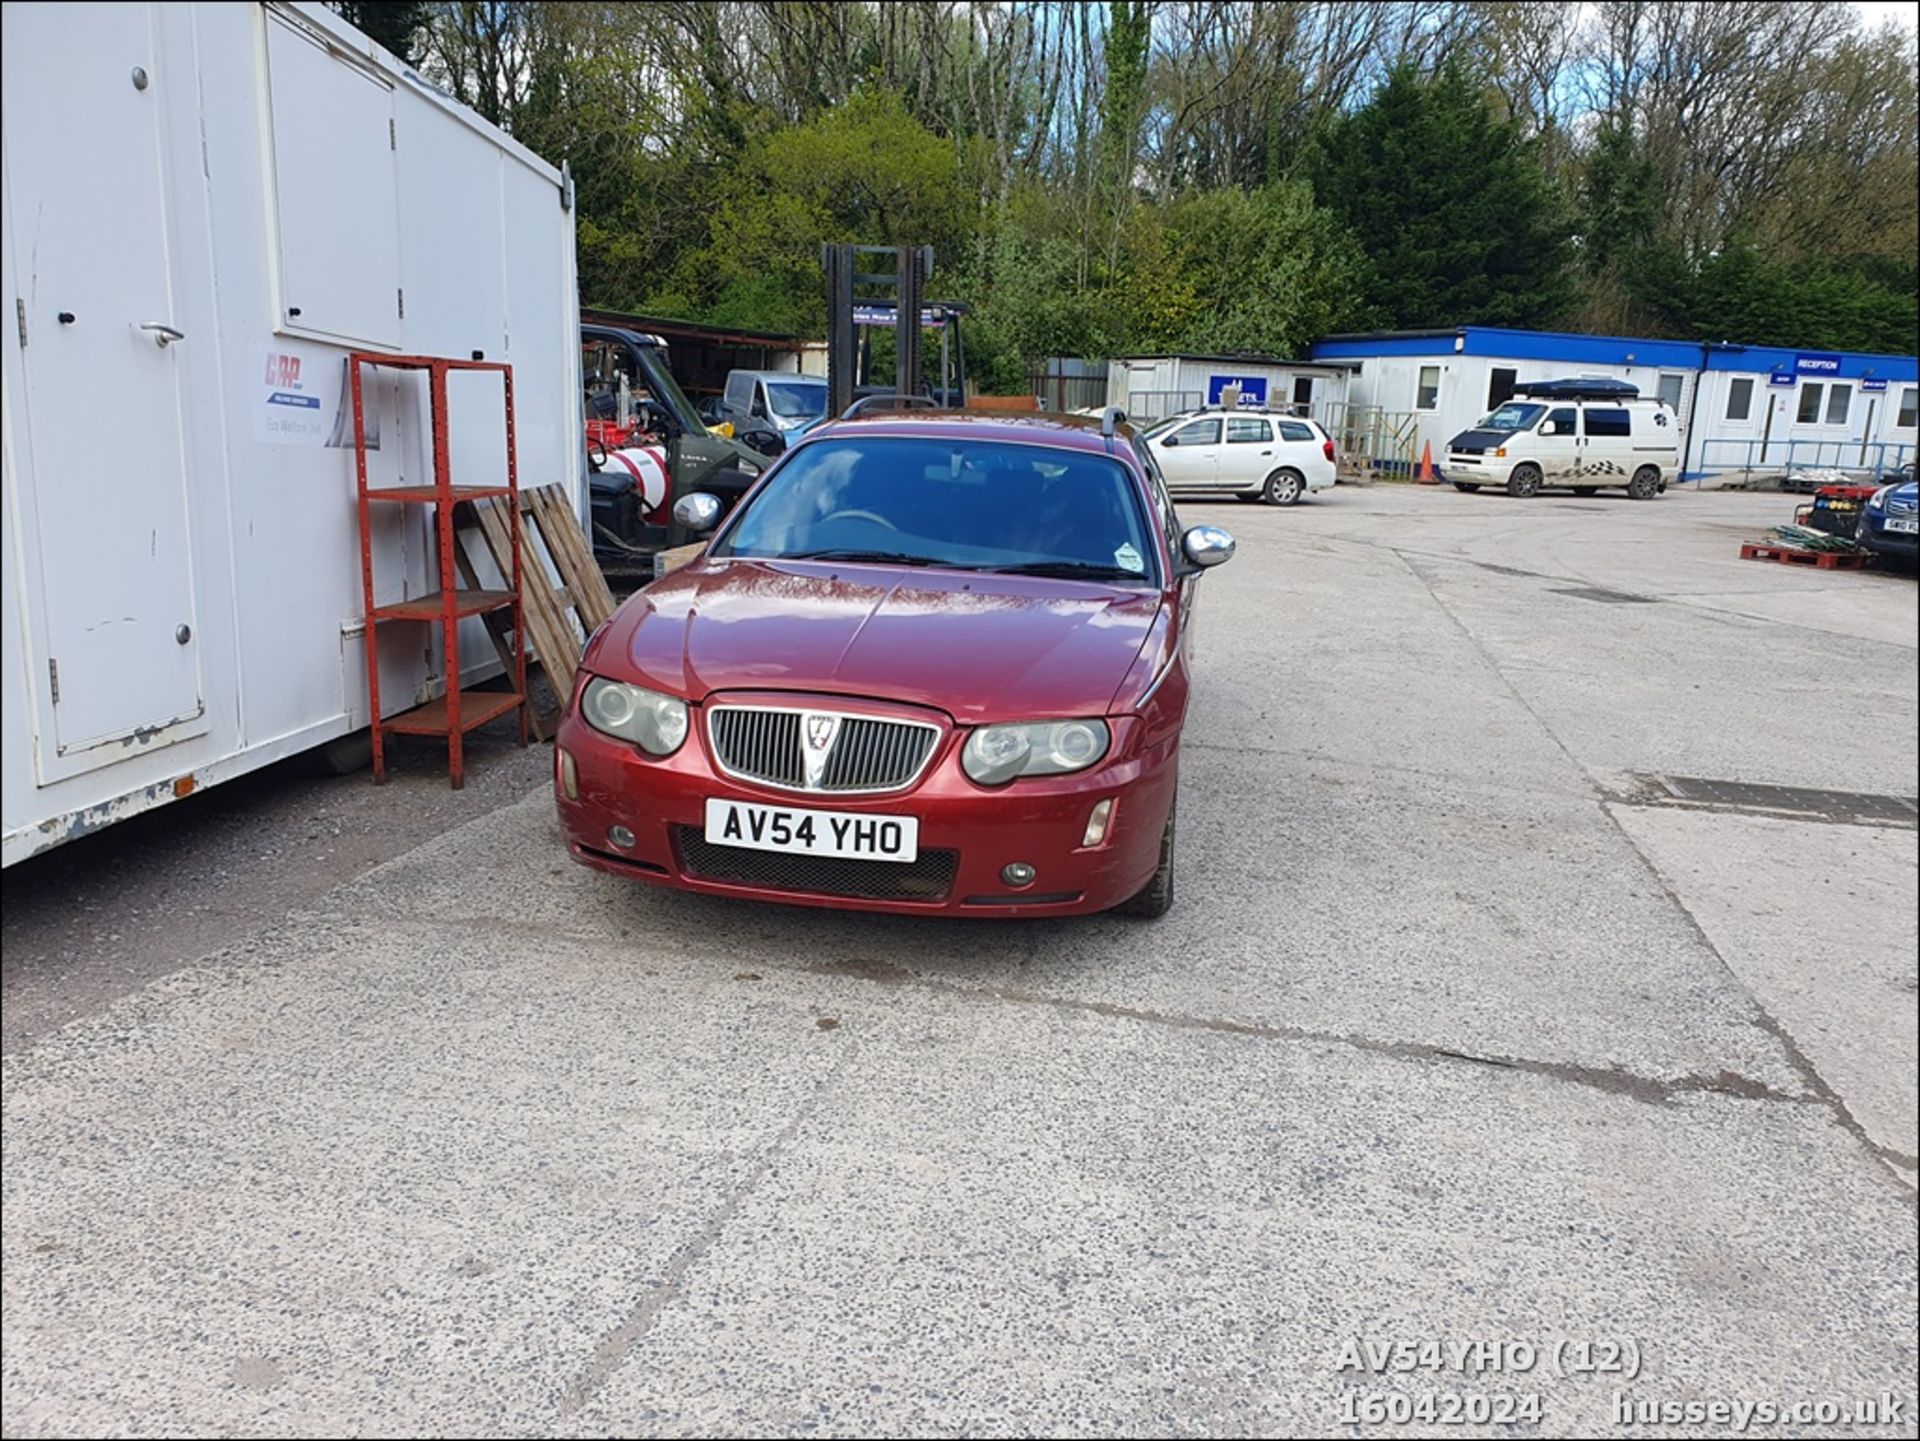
(1852, 1), (1920, 32)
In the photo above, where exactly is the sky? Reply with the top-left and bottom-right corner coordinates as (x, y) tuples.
(1852, 1), (1920, 32)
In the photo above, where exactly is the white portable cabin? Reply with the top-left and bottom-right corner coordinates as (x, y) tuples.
(1310, 327), (1918, 481)
(2, 2), (582, 866)
(1105, 355), (1352, 426)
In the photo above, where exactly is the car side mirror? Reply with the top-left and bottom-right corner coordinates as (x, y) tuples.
(1540, 422), (1558, 436)
(1181, 524), (1235, 570)
(1162, 435), (1180, 447)
(673, 492), (722, 532)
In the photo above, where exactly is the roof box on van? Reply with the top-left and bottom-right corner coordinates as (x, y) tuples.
(1512, 378), (1641, 401)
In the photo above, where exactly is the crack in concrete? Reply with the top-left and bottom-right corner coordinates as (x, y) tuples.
(807, 958), (1805, 1109)
(1391, 548), (1918, 1202)
(556, 1047), (850, 1419)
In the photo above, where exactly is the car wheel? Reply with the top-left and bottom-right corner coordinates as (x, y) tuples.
(1453, 482), (1481, 493)
(1506, 464), (1542, 498)
(1263, 469), (1304, 506)
(1627, 466), (1661, 500)
(1114, 795), (1176, 920)
(1574, 486), (1598, 496)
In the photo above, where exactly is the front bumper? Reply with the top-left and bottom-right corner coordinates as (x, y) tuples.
(1858, 513), (1919, 561)
(554, 697), (1177, 917)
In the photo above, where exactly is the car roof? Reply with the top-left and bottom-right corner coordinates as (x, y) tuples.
(804, 409), (1138, 456)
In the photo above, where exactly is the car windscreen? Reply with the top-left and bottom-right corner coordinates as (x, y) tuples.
(1477, 402), (1547, 431)
(765, 381), (827, 419)
(712, 436), (1160, 585)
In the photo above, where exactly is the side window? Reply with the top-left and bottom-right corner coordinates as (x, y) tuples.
(1657, 374), (1685, 413)
(1488, 367), (1518, 409)
(1726, 377), (1754, 421)
(1277, 421), (1315, 443)
(1225, 417), (1272, 443)
(1583, 407), (1632, 437)
(1796, 383), (1824, 424)
(1545, 407), (1576, 435)
(1132, 440), (1182, 557)
(724, 374), (751, 409)
(1899, 387), (1918, 430)
(1824, 383), (1852, 426)
(1416, 365), (1441, 411)
(1170, 418), (1221, 446)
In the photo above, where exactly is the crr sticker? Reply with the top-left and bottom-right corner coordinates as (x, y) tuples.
(1114, 543), (1144, 572)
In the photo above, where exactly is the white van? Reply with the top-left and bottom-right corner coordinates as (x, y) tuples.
(1444, 381), (1678, 498)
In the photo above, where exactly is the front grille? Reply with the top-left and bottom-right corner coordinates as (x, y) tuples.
(709, 708), (803, 788)
(708, 705), (940, 795)
(675, 827), (958, 900)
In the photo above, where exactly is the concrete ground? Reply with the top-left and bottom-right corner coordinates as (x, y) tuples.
(3, 485), (1915, 1438)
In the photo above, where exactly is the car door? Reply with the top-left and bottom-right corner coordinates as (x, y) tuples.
(1579, 406), (1634, 481)
(1155, 417), (1223, 490)
(1533, 406), (1580, 480)
(1221, 416), (1275, 489)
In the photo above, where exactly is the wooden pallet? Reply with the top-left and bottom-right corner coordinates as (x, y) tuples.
(457, 485), (615, 737)
(1739, 542), (1874, 571)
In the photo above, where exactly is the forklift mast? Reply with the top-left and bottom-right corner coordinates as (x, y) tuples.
(823, 244), (936, 417)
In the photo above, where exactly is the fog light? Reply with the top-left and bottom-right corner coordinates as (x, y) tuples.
(607, 824), (636, 850)
(1082, 798), (1114, 847)
(1001, 862), (1036, 888)
(557, 747), (578, 800)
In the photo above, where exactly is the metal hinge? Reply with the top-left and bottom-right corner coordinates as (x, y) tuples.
(389, 117), (396, 150)
(48, 658), (59, 703)
(15, 298), (25, 347)
(397, 288), (405, 319)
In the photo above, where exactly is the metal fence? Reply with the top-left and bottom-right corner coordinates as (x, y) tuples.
(1120, 389), (1205, 425)
(1320, 403), (1420, 477)
(1028, 360), (1110, 414)
(1694, 438), (1916, 485)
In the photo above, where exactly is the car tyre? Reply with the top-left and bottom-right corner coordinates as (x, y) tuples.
(1114, 795), (1176, 919)
(1506, 464), (1543, 498)
(1627, 466), (1662, 500)
(1263, 469), (1305, 506)
(1453, 481), (1481, 493)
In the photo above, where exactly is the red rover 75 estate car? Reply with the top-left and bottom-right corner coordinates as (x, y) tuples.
(553, 406), (1235, 918)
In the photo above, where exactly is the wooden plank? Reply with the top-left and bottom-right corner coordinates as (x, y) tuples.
(656, 542), (707, 575)
(527, 486), (615, 627)
(473, 495), (581, 694)
(454, 535), (551, 740)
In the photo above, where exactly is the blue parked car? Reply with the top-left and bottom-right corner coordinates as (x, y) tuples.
(1857, 468), (1918, 568)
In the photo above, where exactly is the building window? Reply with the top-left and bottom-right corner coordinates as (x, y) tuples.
(1657, 374), (1684, 413)
(1416, 365), (1441, 411)
(1726, 377), (1754, 421)
(1583, 408), (1632, 437)
(1899, 387), (1918, 430)
(1292, 376), (1314, 414)
(1824, 383), (1852, 426)
(1796, 384), (1824, 424)
(1487, 367), (1517, 409)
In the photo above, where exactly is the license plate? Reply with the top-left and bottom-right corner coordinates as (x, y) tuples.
(1886, 517), (1918, 534)
(704, 798), (918, 863)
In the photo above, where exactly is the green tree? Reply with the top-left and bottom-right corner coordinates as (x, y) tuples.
(328, 1), (431, 65)
(669, 91), (976, 335)
(1307, 62), (1574, 329)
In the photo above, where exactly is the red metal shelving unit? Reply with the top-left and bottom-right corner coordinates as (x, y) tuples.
(351, 353), (527, 788)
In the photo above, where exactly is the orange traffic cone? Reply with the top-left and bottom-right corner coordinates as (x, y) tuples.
(1416, 440), (1437, 484)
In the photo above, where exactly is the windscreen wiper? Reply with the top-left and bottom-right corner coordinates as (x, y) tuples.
(979, 560), (1148, 581)
(784, 548), (945, 566)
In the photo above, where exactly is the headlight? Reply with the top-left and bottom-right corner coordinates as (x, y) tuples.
(581, 677), (688, 756)
(961, 720), (1110, 786)
(1868, 485), (1892, 512)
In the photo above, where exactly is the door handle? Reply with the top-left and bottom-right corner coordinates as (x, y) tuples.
(139, 321), (185, 348)
(1260, 450), (1272, 456)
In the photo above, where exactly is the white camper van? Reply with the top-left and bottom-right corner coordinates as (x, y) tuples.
(1444, 380), (1678, 498)
(2, 2), (582, 866)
